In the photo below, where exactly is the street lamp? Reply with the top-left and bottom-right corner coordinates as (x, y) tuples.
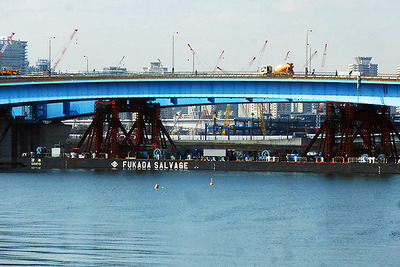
(48, 36), (55, 76)
(305, 29), (312, 75)
(172, 31), (178, 75)
(83, 55), (88, 73)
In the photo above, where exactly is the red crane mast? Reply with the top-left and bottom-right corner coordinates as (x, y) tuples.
(53, 29), (78, 70)
(0, 33), (15, 59)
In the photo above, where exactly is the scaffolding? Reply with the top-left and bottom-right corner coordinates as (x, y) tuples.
(0, 37), (28, 74)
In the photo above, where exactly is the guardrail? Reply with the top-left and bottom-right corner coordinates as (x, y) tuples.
(1, 71), (400, 83)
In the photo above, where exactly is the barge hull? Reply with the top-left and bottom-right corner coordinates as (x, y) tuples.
(19, 157), (400, 175)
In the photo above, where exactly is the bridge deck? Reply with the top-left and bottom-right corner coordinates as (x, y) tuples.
(1, 73), (400, 84)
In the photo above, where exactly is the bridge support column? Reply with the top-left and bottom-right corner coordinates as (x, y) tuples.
(75, 100), (177, 158)
(302, 102), (400, 162)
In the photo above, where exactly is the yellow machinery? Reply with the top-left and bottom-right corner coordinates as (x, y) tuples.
(257, 103), (267, 136)
(221, 104), (232, 135)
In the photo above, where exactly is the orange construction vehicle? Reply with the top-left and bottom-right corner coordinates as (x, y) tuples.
(0, 69), (19, 75)
(260, 63), (294, 75)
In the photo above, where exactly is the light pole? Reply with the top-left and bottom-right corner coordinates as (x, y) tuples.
(305, 29), (312, 75)
(48, 36), (55, 76)
(83, 55), (88, 73)
(172, 31), (178, 75)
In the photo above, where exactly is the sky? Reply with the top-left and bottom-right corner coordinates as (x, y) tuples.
(2, 0), (400, 74)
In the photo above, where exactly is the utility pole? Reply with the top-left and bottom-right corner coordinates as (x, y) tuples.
(83, 55), (88, 73)
(305, 29), (312, 75)
(172, 32), (178, 75)
(49, 36), (55, 76)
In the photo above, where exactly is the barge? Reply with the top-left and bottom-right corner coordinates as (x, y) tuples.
(18, 156), (400, 175)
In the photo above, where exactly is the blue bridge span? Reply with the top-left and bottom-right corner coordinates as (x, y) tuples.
(1, 75), (399, 119)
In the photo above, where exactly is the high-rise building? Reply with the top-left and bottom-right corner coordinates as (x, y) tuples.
(0, 36), (28, 74)
(348, 57), (378, 76)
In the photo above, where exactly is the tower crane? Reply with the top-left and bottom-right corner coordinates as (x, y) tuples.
(53, 29), (78, 70)
(0, 33), (15, 60)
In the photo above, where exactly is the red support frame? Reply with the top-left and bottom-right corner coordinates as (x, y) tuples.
(302, 102), (400, 162)
(74, 100), (177, 158)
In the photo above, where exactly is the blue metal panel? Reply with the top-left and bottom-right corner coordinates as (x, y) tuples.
(1, 78), (400, 120)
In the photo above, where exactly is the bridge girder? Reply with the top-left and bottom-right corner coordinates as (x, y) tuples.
(1, 77), (399, 120)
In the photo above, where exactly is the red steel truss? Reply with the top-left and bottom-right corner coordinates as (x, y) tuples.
(75, 100), (177, 158)
(302, 102), (400, 161)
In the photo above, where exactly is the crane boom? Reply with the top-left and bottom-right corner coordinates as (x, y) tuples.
(53, 29), (78, 70)
(223, 104), (232, 127)
(0, 33), (15, 59)
(304, 51), (317, 68)
(213, 50), (225, 72)
(117, 56), (125, 68)
(284, 51), (290, 61)
(257, 103), (267, 136)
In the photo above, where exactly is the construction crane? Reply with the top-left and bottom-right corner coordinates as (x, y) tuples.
(170, 110), (182, 134)
(256, 40), (268, 67)
(53, 29), (78, 70)
(257, 103), (267, 136)
(187, 44), (195, 73)
(304, 51), (318, 69)
(213, 50), (225, 72)
(194, 109), (211, 134)
(157, 58), (166, 74)
(242, 40), (268, 71)
(321, 44), (328, 68)
(117, 56), (125, 68)
(221, 104), (232, 135)
(0, 33), (15, 60)
(284, 51), (290, 61)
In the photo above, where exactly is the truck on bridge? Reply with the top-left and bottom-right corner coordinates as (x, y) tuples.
(260, 63), (294, 75)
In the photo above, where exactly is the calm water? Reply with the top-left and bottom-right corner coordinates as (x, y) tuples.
(1, 169), (400, 266)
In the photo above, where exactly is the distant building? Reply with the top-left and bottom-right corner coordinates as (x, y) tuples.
(103, 66), (127, 74)
(143, 62), (167, 73)
(348, 57), (378, 76)
(27, 58), (50, 74)
(397, 65), (400, 76)
(0, 36), (28, 74)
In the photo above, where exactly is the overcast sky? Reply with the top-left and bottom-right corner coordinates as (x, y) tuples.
(2, 0), (400, 74)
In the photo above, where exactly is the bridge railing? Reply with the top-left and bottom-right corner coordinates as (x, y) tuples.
(2, 70), (400, 83)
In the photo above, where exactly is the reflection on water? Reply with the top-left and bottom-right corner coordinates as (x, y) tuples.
(1, 169), (400, 266)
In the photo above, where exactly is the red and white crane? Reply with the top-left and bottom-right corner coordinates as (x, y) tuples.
(0, 33), (15, 60)
(284, 51), (290, 61)
(117, 56), (125, 68)
(213, 50), (225, 72)
(187, 44), (195, 73)
(52, 29), (78, 70)
(304, 50), (318, 68)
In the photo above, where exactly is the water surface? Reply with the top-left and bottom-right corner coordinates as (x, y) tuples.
(1, 169), (400, 266)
